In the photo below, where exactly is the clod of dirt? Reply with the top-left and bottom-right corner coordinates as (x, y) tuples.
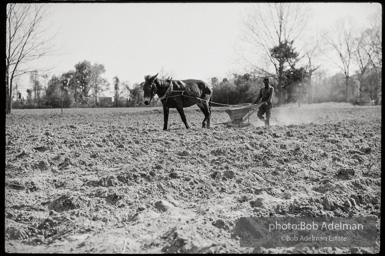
(212, 219), (229, 230)
(223, 170), (235, 179)
(322, 196), (336, 211)
(293, 146), (302, 153)
(210, 171), (221, 179)
(360, 146), (372, 154)
(77, 241), (86, 248)
(16, 151), (29, 159)
(235, 178), (243, 184)
(262, 159), (270, 167)
(48, 195), (81, 212)
(161, 231), (188, 253)
(154, 164), (163, 170)
(25, 181), (39, 192)
(169, 172), (179, 179)
(51, 155), (62, 161)
(105, 193), (123, 205)
(7, 181), (26, 190)
(33, 146), (50, 152)
(282, 192), (292, 199)
(53, 179), (66, 189)
(312, 180), (335, 194)
(154, 200), (174, 212)
(286, 131), (294, 137)
(84, 179), (102, 187)
(37, 217), (56, 230)
(36, 160), (50, 171)
(58, 158), (71, 169)
(210, 148), (227, 156)
(351, 154), (364, 162)
(336, 168), (355, 179)
(237, 195), (251, 203)
(160, 227), (211, 253)
(137, 205), (146, 212)
(177, 150), (190, 157)
(249, 198), (264, 208)
(84, 176), (118, 187)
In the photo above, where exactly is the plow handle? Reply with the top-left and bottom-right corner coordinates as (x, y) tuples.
(241, 103), (263, 122)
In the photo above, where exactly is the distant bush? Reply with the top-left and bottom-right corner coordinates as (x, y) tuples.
(12, 100), (24, 109)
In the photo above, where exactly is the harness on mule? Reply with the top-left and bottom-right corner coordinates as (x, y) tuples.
(158, 79), (174, 102)
(158, 78), (190, 102)
(156, 78), (214, 114)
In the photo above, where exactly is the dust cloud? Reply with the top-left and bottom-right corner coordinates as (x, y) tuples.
(271, 104), (318, 126)
(268, 103), (360, 126)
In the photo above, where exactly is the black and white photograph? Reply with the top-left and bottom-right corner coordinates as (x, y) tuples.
(5, 2), (381, 253)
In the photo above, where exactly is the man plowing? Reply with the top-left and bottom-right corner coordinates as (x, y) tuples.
(253, 77), (274, 126)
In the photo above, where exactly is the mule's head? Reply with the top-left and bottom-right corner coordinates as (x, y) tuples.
(143, 73), (158, 105)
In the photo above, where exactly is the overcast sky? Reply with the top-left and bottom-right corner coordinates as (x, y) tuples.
(16, 2), (381, 96)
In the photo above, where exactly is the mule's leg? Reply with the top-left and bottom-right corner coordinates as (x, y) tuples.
(163, 106), (169, 130)
(206, 96), (212, 128)
(176, 106), (189, 129)
(197, 95), (211, 128)
(207, 108), (211, 128)
(197, 102), (210, 128)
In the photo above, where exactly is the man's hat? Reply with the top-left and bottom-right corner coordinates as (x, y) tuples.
(263, 77), (269, 82)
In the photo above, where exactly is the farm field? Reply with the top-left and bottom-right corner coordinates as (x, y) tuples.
(5, 103), (381, 253)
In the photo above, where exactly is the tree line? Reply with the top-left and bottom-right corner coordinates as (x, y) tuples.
(11, 58), (381, 110)
(12, 60), (148, 109)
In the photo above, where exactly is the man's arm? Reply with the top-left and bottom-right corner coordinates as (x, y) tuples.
(267, 87), (274, 103)
(254, 89), (262, 104)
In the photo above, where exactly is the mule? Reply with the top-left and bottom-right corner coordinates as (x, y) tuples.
(142, 73), (212, 130)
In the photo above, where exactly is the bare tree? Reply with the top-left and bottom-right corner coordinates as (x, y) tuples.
(113, 76), (120, 107)
(298, 23), (331, 104)
(367, 10), (382, 103)
(240, 3), (310, 105)
(354, 28), (375, 103)
(323, 17), (358, 102)
(312, 68), (328, 103)
(367, 10), (382, 71)
(6, 3), (56, 114)
(120, 80), (131, 105)
(301, 53), (320, 104)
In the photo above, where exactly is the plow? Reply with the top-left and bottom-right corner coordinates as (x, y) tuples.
(219, 102), (263, 127)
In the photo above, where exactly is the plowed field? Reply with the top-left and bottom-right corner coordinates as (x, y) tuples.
(5, 103), (381, 253)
